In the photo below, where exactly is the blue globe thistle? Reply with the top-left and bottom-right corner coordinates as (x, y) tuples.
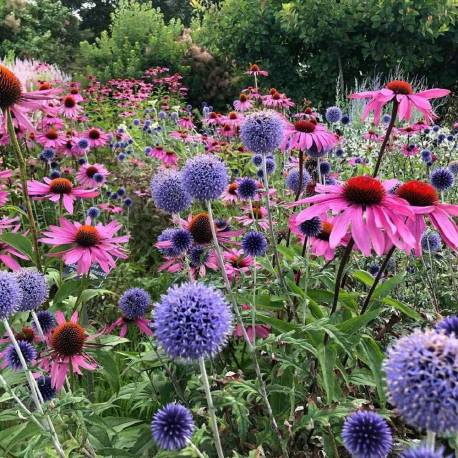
(78, 138), (89, 149)
(252, 155), (264, 167)
(119, 288), (151, 320)
(240, 111), (284, 155)
(188, 245), (209, 268)
(384, 330), (458, 435)
(93, 172), (105, 184)
(117, 187), (126, 197)
(133, 119), (140, 126)
(286, 168), (311, 193)
(319, 161), (331, 175)
(421, 231), (441, 252)
(382, 114), (391, 124)
(151, 170), (192, 214)
(298, 217), (322, 237)
(237, 177), (258, 200)
(432, 125), (440, 133)
(421, 149), (432, 162)
(335, 148), (345, 157)
(325, 106), (342, 123)
(368, 264), (380, 276)
(170, 229), (193, 255)
(37, 376), (56, 402)
(430, 167), (455, 191)
(87, 206), (100, 219)
(32, 310), (56, 335)
(124, 197), (133, 207)
(306, 143), (328, 158)
(263, 157), (276, 174)
(242, 231), (268, 257)
(157, 228), (180, 257)
(154, 282), (232, 360)
(448, 160), (458, 175)
(0, 272), (22, 320)
(151, 403), (194, 450)
(447, 134), (454, 142)
(182, 155), (228, 201)
(342, 411), (392, 458)
(41, 149), (55, 161)
(325, 177), (337, 185)
(424, 127), (431, 134)
(341, 115), (351, 125)
(49, 170), (61, 179)
(117, 153), (126, 161)
(435, 315), (458, 337)
(401, 446), (445, 458)
(170, 112), (179, 121)
(5, 340), (37, 370)
(438, 133), (446, 143)
(14, 268), (49, 312)
(144, 146), (152, 155)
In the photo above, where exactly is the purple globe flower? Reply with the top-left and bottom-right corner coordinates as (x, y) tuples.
(252, 154), (264, 167)
(14, 268), (49, 312)
(384, 330), (458, 435)
(170, 229), (193, 255)
(298, 217), (322, 237)
(154, 282), (232, 360)
(151, 403), (194, 450)
(401, 446), (445, 458)
(182, 155), (228, 201)
(325, 106), (342, 123)
(342, 411), (392, 458)
(151, 170), (192, 214)
(237, 177), (258, 200)
(0, 272), (22, 320)
(188, 245), (209, 268)
(119, 288), (151, 320)
(37, 376), (56, 402)
(286, 168), (311, 193)
(240, 111), (284, 155)
(242, 231), (268, 257)
(32, 310), (56, 335)
(421, 231), (441, 252)
(435, 315), (458, 337)
(4, 340), (37, 370)
(430, 167), (455, 191)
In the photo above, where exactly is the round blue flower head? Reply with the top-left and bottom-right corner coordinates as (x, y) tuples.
(432, 125), (440, 133)
(384, 330), (458, 435)
(157, 228), (181, 257)
(401, 446), (445, 458)
(151, 403), (194, 450)
(154, 282), (232, 360)
(237, 177), (258, 200)
(335, 148), (345, 157)
(124, 197), (133, 207)
(382, 114), (391, 124)
(421, 231), (441, 252)
(93, 173), (105, 184)
(368, 264), (380, 276)
(188, 245), (209, 268)
(435, 315), (458, 337)
(342, 411), (392, 458)
(448, 160), (458, 175)
(49, 170), (61, 179)
(240, 111), (284, 155)
(242, 231), (268, 257)
(5, 340), (37, 370)
(0, 272), (22, 320)
(319, 161), (331, 175)
(182, 155), (228, 201)
(37, 376), (56, 402)
(117, 153), (126, 161)
(87, 206), (101, 219)
(430, 167), (455, 191)
(325, 106), (342, 123)
(286, 168), (311, 193)
(14, 268), (49, 312)
(119, 288), (151, 320)
(306, 143), (328, 158)
(298, 217), (322, 237)
(151, 170), (192, 214)
(421, 149), (432, 162)
(33, 310), (56, 335)
(263, 157), (276, 174)
(341, 114), (351, 125)
(252, 155), (264, 167)
(78, 138), (89, 149)
(170, 229), (193, 255)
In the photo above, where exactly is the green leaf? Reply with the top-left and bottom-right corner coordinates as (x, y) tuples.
(96, 350), (121, 394)
(316, 345), (336, 403)
(371, 273), (405, 300)
(0, 233), (33, 261)
(257, 313), (301, 334)
(337, 308), (382, 334)
(382, 297), (422, 320)
(359, 336), (386, 405)
(352, 270), (374, 287)
(80, 289), (115, 303)
(52, 279), (81, 305)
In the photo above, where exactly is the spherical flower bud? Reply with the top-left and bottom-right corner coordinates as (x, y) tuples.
(124, 197), (133, 207)
(237, 177), (258, 200)
(298, 217), (322, 237)
(5, 340), (37, 370)
(325, 106), (342, 123)
(286, 168), (311, 193)
(263, 157), (276, 175)
(421, 149), (432, 162)
(14, 268), (49, 312)
(435, 315), (458, 337)
(242, 231), (268, 257)
(341, 115), (351, 125)
(319, 161), (331, 175)
(87, 206), (101, 219)
(382, 114), (391, 124)
(119, 288), (151, 320)
(33, 310), (56, 335)
(430, 167), (454, 191)
(420, 231), (441, 252)
(252, 155), (263, 167)
(151, 170), (192, 214)
(37, 376), (56, 402)
(0, 272), (22, 320)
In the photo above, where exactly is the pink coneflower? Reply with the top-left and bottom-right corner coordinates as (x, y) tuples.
(233, 93), (253, 112)
(401, 144), (420, 157)
(246, 64), (268, 77)
(178, 116), (195, 129)
(99, 203), (123, 214)
(105, 316), (152, 338)
(398, 122), (428, 134)
(234, 305), (270, 342)
(281, 119), (337, 153)
(76, 163), (109, 188)
(41, 311), (97, 389)
(162, 150), (178, 167)
(169, 129), (195, 143)
(222, 182), (239, 203)
(262, 90), (295, 109)
(221, 111), (244, 128)
(28, 177), (99, 214)
(59, 94), (83, 119)
(68, 86), (84, 103)
(350, 80), (450, 125)
(224, 248), (254, 281)
(41, 115), (65, 129)
(0, 184), (8, 207)
(204, 111), (221, 126)
(396, 180), (458, 255)
(235, 203), (269, 230)
(289, 176), (416, 256)
(0, 217), (28, 270)
(218, 123), (236, 138)
(83, 127), (109, 149)
(146, 145), (166, 160)
(39, 217), (129, 274)
(36, 127), (66, 149)
(363, 129), (383, 142)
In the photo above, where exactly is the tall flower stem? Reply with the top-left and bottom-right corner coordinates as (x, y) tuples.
(426, 431), (436, 451)
(330, 239), (354, 317)
(31, 311), (46, 341)
(286, 149), (305, 247)
(6, 109), (43, 272)
(186, 439), (206, 458)
(251, 263), (257, 346)
(206, 201), (289, 458)
(198, 357), (225, 458)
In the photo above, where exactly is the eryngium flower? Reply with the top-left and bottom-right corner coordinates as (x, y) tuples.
(384, 330), (458, 435)
(33, 310), (56, 335)
(151, 403), (194, 450)
(286, 168), (311, 193)
(119, 288), (151, 320)
(298, 217), (322, 237)
(242, 231), (268, 257)
(154, 282), (232, 360)
(151, 170), (192, 214)
(14, 268), (49, 311)
(37, 376), (56, 402)
(420, 231), (441, 252)
(448, 160), (458, 175)
(5, 340), (37, 370)
(237, 177), (258, 200)
(435, 315), (458, 337)
(240, 111), (284, 155)
(0, 271), (22, 320)
(170, 229), (193, 255)
(325, 106), (342, 123)
(342, 411), (392, 458)
(401, 446), (445, 458)
(430, 167), (455, 191)
(182, 155), (228, 201)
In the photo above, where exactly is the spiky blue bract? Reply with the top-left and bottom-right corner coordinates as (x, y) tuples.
(151, 170), (192, 214)
(286, 168), (311, 193)
(0, 272), (22, 320)
(5, 340), (37, 370)
(33, 310), (56, 335)
(240, 111), (284, 155)
(151, 403), (194, 450)
(87, 206), (100, 219)
(119, 288), (151, 320)
(421, 231), (441, 252)
(430, 167), (455, 191)
(342, 411), (392, 458)
(252, 154), (263, 167)
(157, 228), (185, 258)
(170, 229), (193, 255)
(401, 446), (445, 458)
(298, 217), (322, 237)
(237, 177), (258, 200)
(384, 330), (458, 435)
(14, 268), (49, 312)
(182, 155), (228, 201)
(325, 106), (342, 123)
(37, 376), (56, 402)
(242, 231), (268, 257)
(154, 282), (232, 361)
(435, 315), (458, 337)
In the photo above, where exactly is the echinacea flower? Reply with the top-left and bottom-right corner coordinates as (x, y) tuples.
(350, 80), (450, 125)
(246, 64), (268, 77)
(262, 90), (295, 109)
(223, 248), (255, 281)
(76, 163), (110, 188)
(0, 217), (28, 270)
(82, 127), (109, 149)
(28, 177), (99, 214)
(233, 93), (253, 112)
(39, 217), (129, 274)
(59, 94), (83, 119)
(36, 127), (67, 149)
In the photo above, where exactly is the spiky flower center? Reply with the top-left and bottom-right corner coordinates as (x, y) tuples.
(51, 322), (85, 356)
(228, 183), (238, 195)
(45, 128), (59, 140)
(88, 128), (100, 140)
(75, 225), (100, 247)
(85, 166), (98, 178)
(16, 327), (35, 343)
(343, 176), (385, 206)
(228, 111), (238, 120)
(50, 178), (73, 194)
(294, 120), (316, 133)
(250, 64), (260, 72)
(189, 213), (212, 244)
(63, 95), (76, 108)
(396, 180), (439, 206)
(386, 80), (413, 95)
(209, 112), (218, 119)
(39, 82), (52, 90)
(239, 93), (248, 102)
(0, 64), (22, 111)
(317, 221), (333, 241)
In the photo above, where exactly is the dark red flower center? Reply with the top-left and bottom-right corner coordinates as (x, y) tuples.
(39, 82), (52, 91)
(228, 182), (238, 195)
(250, 64), (260, 72)
(75, 225), (100, 247)
(50, 178), (73, 194)
(209, 112), (218, 119)
(396, 180), (439, 206)
(317, 221), (333, 241)
(63, 95), (76, 108)
(88, 129), (100, 140)
(231, 256), (249, 268)
(0, 64), (22, 110)
(189, 213), (212, 244)
(70, 88), (79, 95)
(222, 124), (232, 132)
(343, 176), (385, 206)
(85, 166), (98, 178)
(304, 108), (313, 115)
(386, 80), (413, 95)
(269, 88), (277, 95)
(51, 322), (86, 356)
(251, 204), (263, 219)
(239, 93), (248, 102)
(228, 112), (238, 120)
(294, 120), (316, 133)
(16, 327), (35, 343)
(272, 92), (281, 100)
(45, 128), (59, 140)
